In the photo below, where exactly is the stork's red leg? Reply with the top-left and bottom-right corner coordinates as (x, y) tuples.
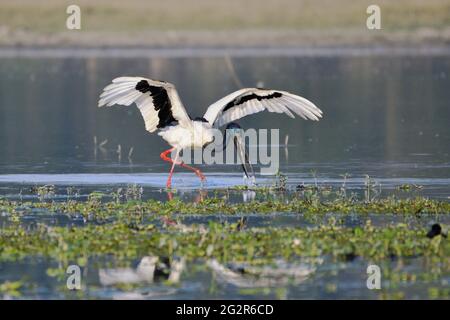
(166, 159), (177, 188)
(160, 148), (175, 163)
(160, 147), (206, 187)
(160, 148), (176, 188)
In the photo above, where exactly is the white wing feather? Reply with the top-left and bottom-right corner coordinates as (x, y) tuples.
(98, 77), (192, 133)
(203, 88), (322, 128)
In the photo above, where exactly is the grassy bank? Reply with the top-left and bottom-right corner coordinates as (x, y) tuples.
(1, 0), (450, 47)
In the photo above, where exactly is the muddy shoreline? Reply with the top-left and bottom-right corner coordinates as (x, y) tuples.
(1, 45), (450, 58)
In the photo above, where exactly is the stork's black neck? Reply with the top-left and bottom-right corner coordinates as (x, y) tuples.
(191, 116), (209, 123)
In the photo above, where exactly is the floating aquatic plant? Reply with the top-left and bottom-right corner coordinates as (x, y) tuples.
(1, 194), (448, 222)
(0, 182), (449, 299)
(0, 220), (448, 264)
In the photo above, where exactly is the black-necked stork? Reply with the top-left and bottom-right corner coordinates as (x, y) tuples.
(98, 77), (323, 188)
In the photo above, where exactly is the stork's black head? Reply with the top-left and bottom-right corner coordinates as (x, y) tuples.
(225, 122), (242, 130)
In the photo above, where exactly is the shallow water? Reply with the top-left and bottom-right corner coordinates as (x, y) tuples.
(0, 51), (449, 299)
(0, 53), (449, 194)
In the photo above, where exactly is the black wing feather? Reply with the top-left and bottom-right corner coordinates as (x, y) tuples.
(222, 91), (283, 112)
(135, 80), (177, 128)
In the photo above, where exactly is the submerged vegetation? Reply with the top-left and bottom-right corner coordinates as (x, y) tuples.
(0, 182), (449, 299)
(0, 207), (448, 299)
(0, 184), (448, 263)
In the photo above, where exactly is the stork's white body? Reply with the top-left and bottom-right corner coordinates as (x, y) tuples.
(158, 121), (214, 150)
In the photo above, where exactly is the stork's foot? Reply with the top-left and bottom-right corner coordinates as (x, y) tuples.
(160, 147), (206, 187)
(179, 161), (206, 184)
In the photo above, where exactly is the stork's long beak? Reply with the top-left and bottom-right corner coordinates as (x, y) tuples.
(224, 123), (256, 184)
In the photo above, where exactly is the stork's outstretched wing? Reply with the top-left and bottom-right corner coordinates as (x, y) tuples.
(203, 88), (322, 128)
(98, 77), (192, 132)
